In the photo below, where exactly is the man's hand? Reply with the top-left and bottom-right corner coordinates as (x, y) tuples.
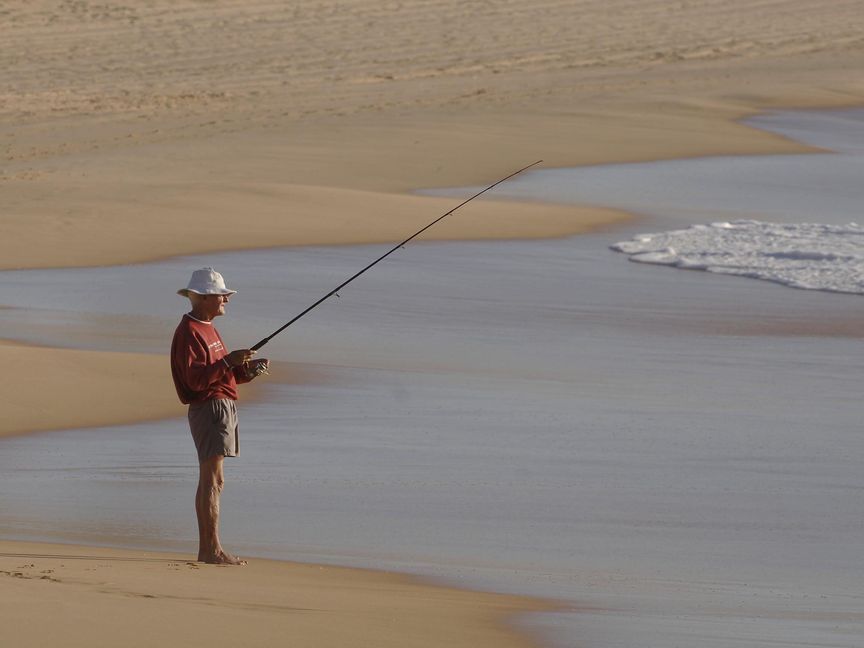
(225, 349), (256, 367)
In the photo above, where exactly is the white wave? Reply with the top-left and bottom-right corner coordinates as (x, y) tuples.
(610, 220), (864, 294)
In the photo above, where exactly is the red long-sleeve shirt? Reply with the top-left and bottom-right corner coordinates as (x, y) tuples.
(170, 314), (250, 404)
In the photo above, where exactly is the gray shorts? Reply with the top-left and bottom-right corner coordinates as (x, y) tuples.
(188, 399), (239, 462)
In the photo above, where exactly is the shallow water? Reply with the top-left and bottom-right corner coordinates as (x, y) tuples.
(1, 109), (863, 648)
(443, 109), (864, 228)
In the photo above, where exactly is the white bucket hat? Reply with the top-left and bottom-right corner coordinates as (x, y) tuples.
(177, 267), (237, 297)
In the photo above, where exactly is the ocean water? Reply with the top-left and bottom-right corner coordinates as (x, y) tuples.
(1, 109), (862, 648)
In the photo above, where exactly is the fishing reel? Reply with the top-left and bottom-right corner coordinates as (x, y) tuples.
(245, 359), (270, 378)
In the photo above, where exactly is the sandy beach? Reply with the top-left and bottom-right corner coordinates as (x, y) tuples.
(3, 1), (864, 646)
(0, 539), (550, 648)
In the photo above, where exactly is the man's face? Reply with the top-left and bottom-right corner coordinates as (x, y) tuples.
(196, 293), (230, 318)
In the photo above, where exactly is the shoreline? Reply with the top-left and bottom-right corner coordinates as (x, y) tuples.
(0, 191), (633, 272)
(5, 49), (864, 271)
(2, 96), (862, 437)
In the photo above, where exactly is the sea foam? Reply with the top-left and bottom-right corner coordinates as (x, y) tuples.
(611, 220), (864, 294)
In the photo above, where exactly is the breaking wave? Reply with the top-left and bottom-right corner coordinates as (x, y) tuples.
(611, 220), (864, 294)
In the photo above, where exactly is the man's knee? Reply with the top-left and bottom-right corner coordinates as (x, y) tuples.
(208, 474), (225, 494)
(200, 455), (226, 492)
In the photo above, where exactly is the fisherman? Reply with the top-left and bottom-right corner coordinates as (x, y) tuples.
(171, 267), (268, 565)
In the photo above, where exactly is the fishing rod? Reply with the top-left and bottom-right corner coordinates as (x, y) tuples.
(249, 160), (542, 352)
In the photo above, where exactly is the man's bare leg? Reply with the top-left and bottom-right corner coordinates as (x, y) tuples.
(196, 454), (246, 565)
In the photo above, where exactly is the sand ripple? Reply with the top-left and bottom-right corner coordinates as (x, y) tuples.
(2, 0), (863, 120)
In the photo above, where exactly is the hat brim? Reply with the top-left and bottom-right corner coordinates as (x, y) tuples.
(178, 288), (237, 297)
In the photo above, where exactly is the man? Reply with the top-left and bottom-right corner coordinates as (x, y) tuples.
(171, 267), (268, 565)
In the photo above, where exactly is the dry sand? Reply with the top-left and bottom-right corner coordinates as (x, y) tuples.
(0, 540), (551, 648)
(4, 1), (864, 273)
(0, 339), (182, 438)
(0, 338), (323, 439)
(3, 1), (864, 645)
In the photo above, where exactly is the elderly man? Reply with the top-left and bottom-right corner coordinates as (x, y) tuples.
(171, 267), (268, 565)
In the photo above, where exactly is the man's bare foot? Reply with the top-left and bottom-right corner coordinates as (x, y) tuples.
(199, 550), (247, 565)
